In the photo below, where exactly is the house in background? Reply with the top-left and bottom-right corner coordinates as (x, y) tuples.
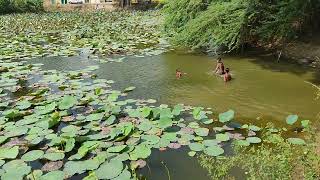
(44, 0), (157, 11)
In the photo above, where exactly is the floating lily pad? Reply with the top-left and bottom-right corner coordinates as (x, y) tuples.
(287, 138), (305, 145)
(94, 160), (123, 179)
(141, 135), (160, 145)
(40, 171), (64, 180)
(301, 120), (310, 128)
(204, 146), (224, 157)
(234, 140), (250, 146)
(158, 118), (173, 129)
(188, 151), (196, 157)
(219, 110), (235, 123)
(124, 86), (136, 92)
(286, 115), (298, 125)
(107, 145), (127, 153)
(203, 139), (219, 147)
(129, 145), (151, 160)
(21, 150), (44, 162)
(188, 143), (204, 151)
(194, 128), (209, 136)
(0, 146), (19, 160)
(1, 160), (31, 180)
(43, 152), (65, 161)
(58, 96), (77, 110)
(246, 137), (262, 144)
(216, 133), (230, 142)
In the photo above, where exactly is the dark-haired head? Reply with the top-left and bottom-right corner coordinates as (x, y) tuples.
(217, 57), (222, 62)
(225, 68), (230, 73)
(176, 69), (180, 72)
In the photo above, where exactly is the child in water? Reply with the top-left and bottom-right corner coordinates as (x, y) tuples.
(224, 68), (232, 82)
(214, 57), (225, 75)
(176, 69), (187, 79)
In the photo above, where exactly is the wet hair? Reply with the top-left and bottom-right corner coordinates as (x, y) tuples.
(225, 68), (230, 73)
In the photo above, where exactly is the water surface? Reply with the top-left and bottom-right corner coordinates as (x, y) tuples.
(32, 53), (320, 126)
(28, 52), (320, 180)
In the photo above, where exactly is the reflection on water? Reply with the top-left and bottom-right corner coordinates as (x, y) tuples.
(31, 53), (320, 127)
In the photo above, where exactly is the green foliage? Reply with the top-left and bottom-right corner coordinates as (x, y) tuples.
(199, 130), (320, 180)
(163, 0), (320, 52)
(0, 0), (43, 14)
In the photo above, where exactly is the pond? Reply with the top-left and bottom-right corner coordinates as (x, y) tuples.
(27, 52), (320, 180)
(32, 53), (320, 125)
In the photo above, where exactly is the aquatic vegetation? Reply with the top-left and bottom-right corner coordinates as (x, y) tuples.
(0, 57), (314, 179)
(0, 11), (167, 61)
(199, 124), (320, 180)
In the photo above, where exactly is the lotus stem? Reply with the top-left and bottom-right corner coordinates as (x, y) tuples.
(161, 161), (171, 180)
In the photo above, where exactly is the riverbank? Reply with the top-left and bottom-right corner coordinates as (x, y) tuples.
(282, 37), (320, 68)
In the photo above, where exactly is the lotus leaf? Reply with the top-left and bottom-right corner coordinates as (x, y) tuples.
(158, 117), (173, 129)
(188, 151), (196, 157)
(107, 145), (127, 153)
(301, 120), (310, 128)
(58, 96), (77, 110)
(94, 160), (123, 179)
(204, 146), (224, 157)
(160, 108), (173, 118)
(172, 104), (183, 116)
(43, 152), (65, 161)
(249, 125), (261, 132)
(201, 118), (213, 125)
(40, 171), (64, 180)
(21, 150), (44, 162)
(16, 100), (31, 110)
(188, 143), (205, 152)
(194, 128), (209, 136)
(203, 139), (220, 147)
(65, 138), (76, 152)
(234, 140), (250, 146)
(246, 137), (262, 144)
(286, 115), (298, 125)
(86, 113), (104, 122)
(129, 145), (151, 160)
(0, 146), (19, 160)
(161, 133), (178, 142)
(287, 138), (306, 145)
(105, 115), (116, 125)
(137, 121), (153, 131)
(124, 86), (136, 92)
(216, 133), (230, 142)
(1, 160), (31, 180)
(219, 110), (234, 123)
(141, 135), (160, 145)
(192, 107), (207, 120)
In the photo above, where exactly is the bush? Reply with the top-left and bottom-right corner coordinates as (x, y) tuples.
(163, 0), (320, 52)
(0, 0), (43, 14)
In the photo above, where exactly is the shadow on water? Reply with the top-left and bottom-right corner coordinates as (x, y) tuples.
(246, 53), (320, 84)
(138, 148), (210, 180)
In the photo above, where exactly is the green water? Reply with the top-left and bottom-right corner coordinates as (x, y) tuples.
(30, 52), (320, 180)
(34, 53), (320, 124)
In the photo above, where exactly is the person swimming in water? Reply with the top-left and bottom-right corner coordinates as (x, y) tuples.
(214, 58), (225, 75)
(224, 68), (232, 82)
(176, 69), (187, 79)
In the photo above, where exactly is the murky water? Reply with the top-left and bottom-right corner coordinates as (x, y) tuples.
(32, 53), (320, 124)
(29, 52), (320, 180)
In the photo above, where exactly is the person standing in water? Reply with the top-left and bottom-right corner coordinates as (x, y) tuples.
(214, 57), (225, 75)
(224, 68), (232, 82)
